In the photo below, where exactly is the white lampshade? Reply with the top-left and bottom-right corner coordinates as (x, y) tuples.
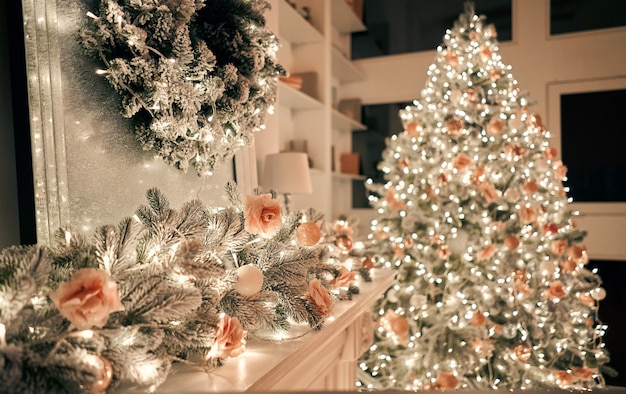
(263, 152), (312, 194)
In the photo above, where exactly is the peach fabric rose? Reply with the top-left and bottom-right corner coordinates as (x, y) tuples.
(519, 205), (537, 224)
(471, 311), (487, 326)
(568, 244), (587, 263)
(504, 187), (520, 202)
(551, 240), (568, 255)
(479, 45), (492, 62)
(379, 310), (409, 345)
(543, 223), (559, 235)
(545, 281), (567, 300)
(522, 180), (538, 194)
(554, 160), (568, 180)
(553, 370), (574, 387)
(437, 245), (451, 260)
(527, 113), (545, 131)
(572, 367), (597, 381)
(438, 173), (449, 186)
(465, 88), (478, 104)
(452, 152), (473, 171)
(424, 186), (436, 200)
(50, 268), (124, 330)
(513, 344), (532, 362)
(544, 146), (557, 159)
(404, 120), (421, 137)
(398, 157), (410, 171)
(478, 182), (499, 203)
(504, 235), (520, 251)
(445, 117), (464, 136)
(308, 279), (333, 316)
(385, 189), (405, 212)
(208, 313), (247, 359)
(331, 269), (357, 289)
(489, 69), (502, 80)
(471, 338), (494, 358)
(437, 371), (458, 389)
(476, 244), (497, 261)
(487, 117), (505, 135)
(393, 244), (405, 260)
(404, 236), (414, 248)
(471, 165), (486, 184)
(560, 258), (578, 274)
(244, 194), (282, 237)
(579, 293), (595, 308)
(445, 50), (459, 67)
(516, 281), (531, 297)
(504, 143), (525, 161)
(376, 229), (389, 240)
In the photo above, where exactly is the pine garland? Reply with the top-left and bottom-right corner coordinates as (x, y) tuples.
(0, 183), (369, 392)
(79, 0), (284, 175)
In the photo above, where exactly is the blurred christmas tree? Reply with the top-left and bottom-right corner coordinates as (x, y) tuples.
(357, 3), (613, 391)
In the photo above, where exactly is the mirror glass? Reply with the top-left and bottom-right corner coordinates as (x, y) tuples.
(22, 0), (235, 243)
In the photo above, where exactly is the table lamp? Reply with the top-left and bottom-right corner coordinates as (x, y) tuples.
(263, 152), (312, 214)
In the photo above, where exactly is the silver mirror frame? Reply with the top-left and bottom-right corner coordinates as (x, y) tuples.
(22, 0), (70, 245)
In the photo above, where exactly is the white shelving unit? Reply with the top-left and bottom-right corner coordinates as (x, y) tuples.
(258, 0), (368, 220)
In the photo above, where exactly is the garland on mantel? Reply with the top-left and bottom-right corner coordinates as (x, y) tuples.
(79, 0), (284, 175)
(0, 182), (371, 393)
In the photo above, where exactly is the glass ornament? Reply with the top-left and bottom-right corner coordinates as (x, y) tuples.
(296, 221), (322, 246)
(90, 355), (113, 393)
(234, 265), (264, 296)
(335, 235), (354, 253)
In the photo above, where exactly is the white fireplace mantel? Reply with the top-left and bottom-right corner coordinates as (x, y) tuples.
(134, 269), (395, 393)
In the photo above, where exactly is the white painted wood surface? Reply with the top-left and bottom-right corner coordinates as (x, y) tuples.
(129, 269), (394, 393)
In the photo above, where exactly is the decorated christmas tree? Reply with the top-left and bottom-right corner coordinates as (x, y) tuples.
(358, 3), (612, 391)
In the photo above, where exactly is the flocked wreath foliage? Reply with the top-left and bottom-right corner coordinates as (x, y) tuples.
(80, 0), (284, 175)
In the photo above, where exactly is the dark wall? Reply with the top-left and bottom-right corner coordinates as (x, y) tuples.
(0, 0), (36, 248)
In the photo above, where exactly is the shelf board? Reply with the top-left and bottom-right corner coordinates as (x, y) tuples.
(278, 82), (324, 110)
(333, 172), (366, 181)
(331, 46), (365, 83)
(278, 0), (324, 44)
(332, 109), (366, 132)
(331, 0), (366, 34)
(309, 168), (326, 176)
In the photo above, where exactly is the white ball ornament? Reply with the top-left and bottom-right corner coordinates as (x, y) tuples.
(386, 288), (399, 303)
(234, 265), (264, 296)
(450, 90), (462, 103)
(447, 229), (469, 256)
(90, 355), (113, 393)
(410, 294), (427, 309)
(535, 158), (549, 172)
(508, 116), (524, 130)
(539, 260), (556, 277)
(591, 287), (606, 301)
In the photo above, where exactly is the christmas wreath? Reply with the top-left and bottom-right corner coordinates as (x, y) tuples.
(80, 0), (284, 175)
